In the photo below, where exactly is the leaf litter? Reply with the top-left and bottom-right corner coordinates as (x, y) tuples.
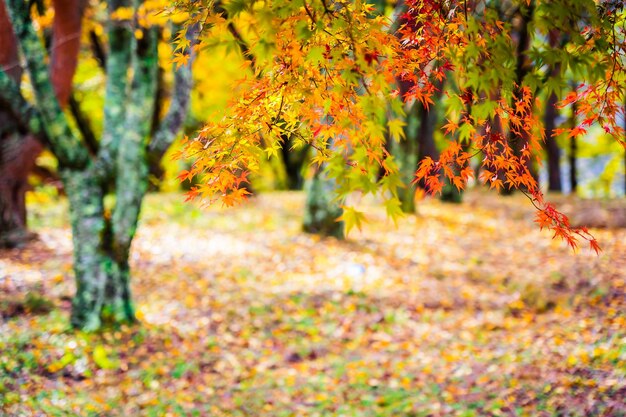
(0, 191), (624, 416)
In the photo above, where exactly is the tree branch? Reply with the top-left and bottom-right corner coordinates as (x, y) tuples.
(5, 0), (88, 169)
(95, 0), (132, 177)
(147, 22), (200, 163)
(149, 27), (164, 137)
(213, 2), (258, 73)
(89, 29), (107, 70)
(69, 92), (99, 154)
(0, 68), (46, 140)
(50, 0), (86, 107)
(227, 22), (257, 73)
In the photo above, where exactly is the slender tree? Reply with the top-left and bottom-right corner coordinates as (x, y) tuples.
(0, 0), (197, 330)
(544, 30), (564, 193)
(569, 99), (579, 194)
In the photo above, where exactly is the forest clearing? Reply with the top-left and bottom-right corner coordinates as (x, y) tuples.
(2, 191), (624, 416)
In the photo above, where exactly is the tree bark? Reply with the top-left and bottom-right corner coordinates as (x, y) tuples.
(2, 0), (196, 330)
(0, 133), (42, 247)
(6, 0), (88, 168)
(544, 30), (563, 193)
(569, 100), (578, 194)
(501, 1), (535, 195)
(96, 0), (132, 177)
(63, 168), (134, 330)
(280, 136), (309, 190)
(111, 26), (158, 276)
(0, 0), (86, 248)
(50, 0), (86, 108)
(544, 91), (562, 192)
(303, 167), (344, 239)
(67, 21), (159, 329)
(0, 0), (37, 247)
(393, 103), (419, 213)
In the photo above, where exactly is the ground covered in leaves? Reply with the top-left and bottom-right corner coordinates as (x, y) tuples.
(1, 191), (625, 416)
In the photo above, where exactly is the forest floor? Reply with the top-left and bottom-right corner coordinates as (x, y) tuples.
(1, 190), (625, 417)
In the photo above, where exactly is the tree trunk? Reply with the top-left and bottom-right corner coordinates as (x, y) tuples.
(280, 136), (309, 190)
(0, 0), (84, 247)
(501, 1), (535, 196)
(0, 0), (32, 247)
(3, 0), (195, 330)
(110, 25), (157, 309)
(544, 30), (563, 193)
(0, 132), (42, 247)
(569, 136), (577, 194)
(63, 168), (134, 330)
(303, 168), (344, 239)
(0, 0), (20, 81)
(569, 100), (578, 194)
(66, 24), (158, 330)
(393, 103), (419, 213)
(544, 91), (562, 192)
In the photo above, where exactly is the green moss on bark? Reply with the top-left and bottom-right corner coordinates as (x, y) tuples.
(303, 169), (344, 239)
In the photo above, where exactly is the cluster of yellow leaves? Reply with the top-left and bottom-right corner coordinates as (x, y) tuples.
(176, 0), (405, 219)
(111, 0), (189, 28)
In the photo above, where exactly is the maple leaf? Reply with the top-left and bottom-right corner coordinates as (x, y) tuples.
(589, 239), (601, 255)
(172, 52), (190, 69)
(442, 119), (458, 135)
(568, 126), (587, 138)
(337, 206), (366, 234)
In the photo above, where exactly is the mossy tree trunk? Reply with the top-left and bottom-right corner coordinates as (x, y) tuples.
(303, 165), (344, 239)
(62, 168), (133, 329)
(392, 103), (419, 213)
(2, 0), (196, 330)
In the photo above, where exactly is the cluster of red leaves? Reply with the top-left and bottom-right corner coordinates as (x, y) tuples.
(399, 1), (606, 253)
(391, 0), (461, 108)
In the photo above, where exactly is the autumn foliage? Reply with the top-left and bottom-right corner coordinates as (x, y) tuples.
(173, 0), (624, 252)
